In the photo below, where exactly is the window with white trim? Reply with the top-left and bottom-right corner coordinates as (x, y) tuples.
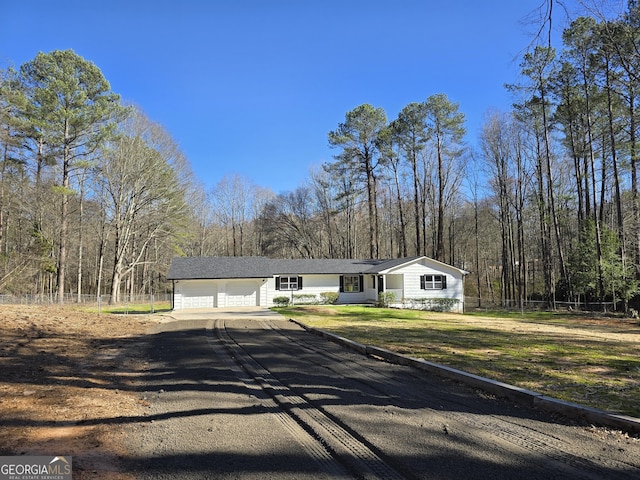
(420, 274), (447, 290)
(277, 276), (302, 291)
(342, 275), (361, 293)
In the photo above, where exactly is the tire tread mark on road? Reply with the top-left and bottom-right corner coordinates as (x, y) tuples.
(260, 319), (639, 480)
(213, 319), (411, 480)
(204, 320), (352, 480)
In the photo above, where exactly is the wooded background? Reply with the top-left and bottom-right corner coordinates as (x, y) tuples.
(2, 3), (640, 309)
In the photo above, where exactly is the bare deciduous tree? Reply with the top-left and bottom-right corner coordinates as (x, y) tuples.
(96, 108), (189, 304)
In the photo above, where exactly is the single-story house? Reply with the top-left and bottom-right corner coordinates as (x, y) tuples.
(167, 256), (468, 313)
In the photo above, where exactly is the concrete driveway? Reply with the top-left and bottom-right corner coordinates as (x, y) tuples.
(157, 307), (286, 322)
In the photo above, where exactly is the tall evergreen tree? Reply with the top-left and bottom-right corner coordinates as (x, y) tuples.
(328, 104), (388, 259)
(424, 94), (466, 262)
(390, 102), (429, 256)
(16, 50), (124, 303)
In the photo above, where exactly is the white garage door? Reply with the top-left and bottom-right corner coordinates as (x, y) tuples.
(181, 281), (215, 309)
(226, 281), (258, 306)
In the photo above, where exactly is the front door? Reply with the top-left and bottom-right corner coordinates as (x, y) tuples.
(377, 275), (384, 294)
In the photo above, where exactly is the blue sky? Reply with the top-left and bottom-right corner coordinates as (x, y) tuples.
(1, 1), (587, 194)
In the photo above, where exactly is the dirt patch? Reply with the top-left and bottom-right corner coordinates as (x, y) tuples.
(0, 305), (160, 479)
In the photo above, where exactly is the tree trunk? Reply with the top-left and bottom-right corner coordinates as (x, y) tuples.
(540, 79), (568, 291)
(578, 70), (605, 301)
(535, 131), (553, 303)
(605, 61), (624, 239)
(435, 134), (445, 261)
(109, 229), (123, 304)
(365, 154), (379, 259)
(629, 88), (640, 278)
(76, 176), (85, 303)
(411, 150), (421, 256)
(474, 196), (481, 308)
(97, 235), (105, 302)
(0, 129), (8, 253)
(515, 141), (527, 308)
(391, 158), (408, 257)
(56, 122), (70, 305)
(590, 147), (605, 300)
(109, 263), (122, 305)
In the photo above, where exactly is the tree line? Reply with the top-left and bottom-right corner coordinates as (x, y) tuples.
(0, 50), (190, 304)
(198, 1), (640, 311)
(2, 2), (640, 309)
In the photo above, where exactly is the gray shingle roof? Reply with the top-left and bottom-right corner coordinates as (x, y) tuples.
(270, 258), (386, 275)
(372, 256), (423, 272)
(167, 256), (415, 280)
(167, 256), (275, 280)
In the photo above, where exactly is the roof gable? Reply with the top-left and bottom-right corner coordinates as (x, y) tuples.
(369, 256), (423, 273)
(376, 256), (469, 276)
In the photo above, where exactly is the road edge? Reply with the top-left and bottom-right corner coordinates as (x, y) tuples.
(290, 319), (640, 436)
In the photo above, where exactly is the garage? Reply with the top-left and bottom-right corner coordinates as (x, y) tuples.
(178, 280), (215, 309)
(225, 280), (259, 306)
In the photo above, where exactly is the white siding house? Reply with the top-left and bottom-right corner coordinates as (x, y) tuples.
(377, 257), (466, 311)
(167, 256), (468, 312)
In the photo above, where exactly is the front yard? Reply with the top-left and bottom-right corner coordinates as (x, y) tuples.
(274, 305), (640, 418)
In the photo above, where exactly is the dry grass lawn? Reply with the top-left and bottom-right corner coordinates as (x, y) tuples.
(276, 305), (640, 418)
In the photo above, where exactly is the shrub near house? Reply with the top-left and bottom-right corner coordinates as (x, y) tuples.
(403, 297), (460, 312)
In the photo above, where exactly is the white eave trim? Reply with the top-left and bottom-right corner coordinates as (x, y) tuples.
(377, 256), (469, 276)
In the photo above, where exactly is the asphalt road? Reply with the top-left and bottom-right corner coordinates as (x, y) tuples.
(123, 309), (640, 479)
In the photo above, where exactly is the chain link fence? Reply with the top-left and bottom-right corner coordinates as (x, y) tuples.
(0, 293), (172, 309)
(465, 297), (618, 313)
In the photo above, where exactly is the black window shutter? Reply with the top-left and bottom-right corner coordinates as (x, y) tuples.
(420, 275), (426, 290)
(275, 277), (280, 290)
(442, 275), (447, 289)
(298, 276), (303, 290)
(339, 275), (344, 292)
(359, 275), (364, 292)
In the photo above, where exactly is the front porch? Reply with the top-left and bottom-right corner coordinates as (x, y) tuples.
(379, 273), (403, 301)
